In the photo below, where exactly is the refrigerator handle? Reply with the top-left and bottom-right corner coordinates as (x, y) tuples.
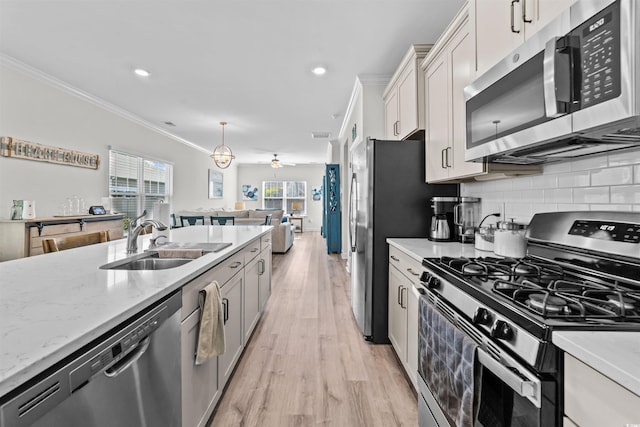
(349, 172), (357, 252)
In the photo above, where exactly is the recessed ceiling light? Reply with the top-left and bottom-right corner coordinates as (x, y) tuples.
(312, 66), (327, 76)
(134, 68), (150, 77)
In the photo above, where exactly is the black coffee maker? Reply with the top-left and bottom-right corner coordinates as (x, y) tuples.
(429, 197), (459, 241)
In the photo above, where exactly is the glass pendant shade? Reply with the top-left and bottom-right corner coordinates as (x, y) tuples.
(211, 121), (235, 169)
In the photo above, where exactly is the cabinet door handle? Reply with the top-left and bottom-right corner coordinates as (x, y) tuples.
(251, 247), (259, 253)
(396, 120), (400, 136)
(400, 287), (407, 309)
(441, 148), (447, 169)
(446, 146), (452, 168)
(522, 0), (532, 23)
(258, 259), (265, 275)
(222, 298), (229, 324)
(230, 261), (242, 269)
(406, 268), (419, 277)
(397, 285), (402, 305)
(390, 255), (400, 262)
(511, 0), (521, 33)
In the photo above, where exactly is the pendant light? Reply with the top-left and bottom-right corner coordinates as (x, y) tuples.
(211, 121), (235, 169)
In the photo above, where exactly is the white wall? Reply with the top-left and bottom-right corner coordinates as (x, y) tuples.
(237, 164), (326, 231)
(0, 62), (238, 219)
(461, 149), (640, 224)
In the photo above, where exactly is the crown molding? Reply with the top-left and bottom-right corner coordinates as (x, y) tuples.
(0, 53), (210, 155)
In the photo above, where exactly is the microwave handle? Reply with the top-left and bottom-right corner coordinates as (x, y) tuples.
(543, 36), (578, 118)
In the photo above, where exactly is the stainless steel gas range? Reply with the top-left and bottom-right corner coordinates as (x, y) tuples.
(417, 211), (640, 427)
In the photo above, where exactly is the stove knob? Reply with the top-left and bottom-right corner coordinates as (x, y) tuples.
(490, 320), (514, 341)
(473, 308), (493, 326)
(419, 271), (430, 283)
(427, 275), (440, 289)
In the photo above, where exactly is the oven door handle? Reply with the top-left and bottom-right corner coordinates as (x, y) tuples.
(477, 348), (541, 408)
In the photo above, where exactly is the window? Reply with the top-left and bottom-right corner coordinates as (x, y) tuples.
(109, 150), (172, 223)
(263, 180), (307, 215)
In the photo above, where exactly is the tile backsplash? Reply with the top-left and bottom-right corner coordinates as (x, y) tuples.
(461, 148), (640, 224)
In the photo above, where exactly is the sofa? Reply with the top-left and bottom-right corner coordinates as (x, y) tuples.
(175, 208), (294, 253)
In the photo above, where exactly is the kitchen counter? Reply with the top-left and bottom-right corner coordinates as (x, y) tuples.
(553, 331), (640, 397)
(387, 238), (640, 398)
(0, 225), (271, 398)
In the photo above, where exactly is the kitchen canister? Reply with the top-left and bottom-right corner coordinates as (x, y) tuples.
(494, 219), (528, 258)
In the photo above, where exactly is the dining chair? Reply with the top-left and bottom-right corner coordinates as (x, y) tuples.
(180, 215), (205, 226)
(42, 231), (110, 253)
(263, 214), (272, 225)
(210, 216), (235, 226)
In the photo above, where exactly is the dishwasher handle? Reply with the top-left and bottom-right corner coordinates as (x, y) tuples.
(104, 336), (151, 378)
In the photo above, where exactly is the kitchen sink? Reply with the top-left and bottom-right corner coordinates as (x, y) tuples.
(99, 252), (194, 270)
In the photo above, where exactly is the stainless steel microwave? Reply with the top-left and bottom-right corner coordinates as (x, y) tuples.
(464, 0), (640, 164)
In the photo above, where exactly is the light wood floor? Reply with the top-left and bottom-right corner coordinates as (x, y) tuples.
(209, 231), (418, 426)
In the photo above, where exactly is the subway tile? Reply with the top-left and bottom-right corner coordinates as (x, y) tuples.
(505, 203), (532, 222)
(635, 165), (640, 183)
(530, 174), (558, 189)
(589, 204), (632, 212)
(609, 148), (640, 166)
(519, 189), (544, 203)
(570, 155), (609, 171)
(610, 185), (640, 204)
(558, 203), (590, 211)
(557, 171), (590, 188)
(544, 188), (573, 203)
(543, 162), (571, 174)
(591, 166), (633, 186)
(574, 187), (609, 204)
(634, 205), (640, 212)
(532, 204), (558, 215)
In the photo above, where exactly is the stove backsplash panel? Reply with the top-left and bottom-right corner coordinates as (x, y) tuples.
(461, 149), (640, 223)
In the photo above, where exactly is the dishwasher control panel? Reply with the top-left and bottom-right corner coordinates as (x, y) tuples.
(69, 309), (166, 392)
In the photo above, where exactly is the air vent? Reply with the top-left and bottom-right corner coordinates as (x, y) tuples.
(311, 131), (331, 139)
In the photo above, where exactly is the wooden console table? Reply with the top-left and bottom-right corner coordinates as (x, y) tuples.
(289, 216), (304, 233)
(0, 214), (125, 261)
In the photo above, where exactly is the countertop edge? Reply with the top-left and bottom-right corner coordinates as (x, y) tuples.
(0, 226), (272, 398)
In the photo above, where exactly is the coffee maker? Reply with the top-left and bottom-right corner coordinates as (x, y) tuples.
(454, 197), (481, 243)
(429, 197), (459, 241)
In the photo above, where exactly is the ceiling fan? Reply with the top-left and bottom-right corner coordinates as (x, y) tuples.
(270, 154), (295, 168)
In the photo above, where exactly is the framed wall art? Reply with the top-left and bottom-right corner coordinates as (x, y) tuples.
(208, 169), (223, 199)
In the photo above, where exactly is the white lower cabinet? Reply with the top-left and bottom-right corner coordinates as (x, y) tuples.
(564, 353), (640, 427)
(218, 273), (244, 387)
(259, 243), (272, 311)
(388, 245), (422, 389)
(180, 235), (272, 427)
(181, 308), (220, 427)
(244, 256), (261, 342)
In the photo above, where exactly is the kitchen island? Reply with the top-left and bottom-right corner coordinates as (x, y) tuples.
(0, 225), (272, 399)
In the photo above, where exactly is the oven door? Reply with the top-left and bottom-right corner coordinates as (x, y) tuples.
(418, 292), (558, 427)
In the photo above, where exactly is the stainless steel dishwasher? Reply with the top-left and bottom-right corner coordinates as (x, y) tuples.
(0, 290), (182, 427)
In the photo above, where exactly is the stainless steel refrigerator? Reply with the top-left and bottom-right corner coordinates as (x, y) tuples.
(348, 138), (458, 343)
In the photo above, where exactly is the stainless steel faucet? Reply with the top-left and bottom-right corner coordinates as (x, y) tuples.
(127, 210), (168, 254)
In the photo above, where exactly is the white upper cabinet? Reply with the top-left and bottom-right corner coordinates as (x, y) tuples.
(422, 3), (541, 183)
(473, 0), (577, 75)
(383, 44), (431, 140)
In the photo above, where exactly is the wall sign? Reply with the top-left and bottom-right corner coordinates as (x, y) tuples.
(0, 137), (100, 169)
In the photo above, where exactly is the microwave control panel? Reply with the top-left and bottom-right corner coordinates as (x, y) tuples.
(574, 1), (621, 108)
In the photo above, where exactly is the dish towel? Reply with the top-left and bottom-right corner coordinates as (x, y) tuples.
(418, 295), (479, 427)
(195, 281), (225, 365)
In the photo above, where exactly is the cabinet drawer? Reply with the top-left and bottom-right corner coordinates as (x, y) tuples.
(261, 232), (272, 250)
(243, 239), (261, 263)
(564, 353), (640, 427)
(181, 250), (244, 319)
(389, 245), (422, 283)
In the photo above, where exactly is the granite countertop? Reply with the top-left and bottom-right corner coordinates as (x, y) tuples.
(0, 225), (271, 398)
(387, 237), (640, 397)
